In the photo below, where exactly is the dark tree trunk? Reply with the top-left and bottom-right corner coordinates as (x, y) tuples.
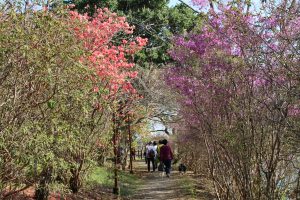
(69, 167), (81, 193)
(35, 167), (52, 200)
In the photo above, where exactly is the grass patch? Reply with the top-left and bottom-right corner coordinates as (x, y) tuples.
(87, 166), (113, 187)
(178, 175), (197, 198)
(86, 166), (141, 197)
(119, 170), (141, 196)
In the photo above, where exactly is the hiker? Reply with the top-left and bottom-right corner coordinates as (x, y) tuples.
(131, 148), (136, 160)
(153, 141), (159, 169)
(159, 139), (173, 177)
(146, 141), (156, 172)
(156, 140), (164, 172)
(144, 143), (148, 164)
(157, 140), (164, 160)
(139, 148), (142, 159)
(144, 150), (147, 163)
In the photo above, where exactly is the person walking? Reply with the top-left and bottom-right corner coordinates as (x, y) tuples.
(131, 148), (136, 161)
(153, 141), (158, 170)
(146, 141), (156, 172)
(144, 150), (147, 163)
(144, 143), (149, 164)
(157, 140), (164, 172)
(157, 140), (164, 160)
(159, 139), (173, 177)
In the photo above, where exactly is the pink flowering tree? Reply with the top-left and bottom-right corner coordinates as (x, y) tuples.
(166, 0), (300, 199)
(66, 7), (147, 194)
(70, 8), (147, 98)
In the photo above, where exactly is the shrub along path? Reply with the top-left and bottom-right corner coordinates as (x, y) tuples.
(6, 159), (214, 200)
(128, 159), (215, 200)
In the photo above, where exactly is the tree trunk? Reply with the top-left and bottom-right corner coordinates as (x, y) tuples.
(69, 167), (81, 193)
(35, 167), (52, 200)
(128, 115), (133, 173)
(112, 113), (120, 195)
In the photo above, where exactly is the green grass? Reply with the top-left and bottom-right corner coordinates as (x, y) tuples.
(178, 176), (197, 198)
(86, 166), (141, 196)
(119, 171), (141, 196)
(87, 166), (113, 187)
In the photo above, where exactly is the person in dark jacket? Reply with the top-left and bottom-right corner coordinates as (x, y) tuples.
(159, 139), (173, 177)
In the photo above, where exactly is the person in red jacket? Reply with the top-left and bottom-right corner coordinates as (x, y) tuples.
(159, 139), (173, 177)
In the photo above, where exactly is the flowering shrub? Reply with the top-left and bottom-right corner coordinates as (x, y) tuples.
(167, 1), (300, 199)
(0, 2), (147, 199)
(70, 8), (147, 95)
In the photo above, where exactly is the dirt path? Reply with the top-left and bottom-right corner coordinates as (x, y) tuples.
(128, 159), (215, 200)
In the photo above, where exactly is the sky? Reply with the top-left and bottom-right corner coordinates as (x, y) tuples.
(169, 0), (193, 7)
(169, 0), (262, 12)
(169, 0), (181, 7)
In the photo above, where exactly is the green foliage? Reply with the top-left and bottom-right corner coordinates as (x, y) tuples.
(87, 167), (112, 186)
(0, 2), (112, 197)
(66, 0), (119, 15)
(168, 4), (201, 34)
(121, 1), (199, 65)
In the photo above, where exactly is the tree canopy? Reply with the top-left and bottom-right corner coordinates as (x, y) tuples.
(67, 0), (200, 65)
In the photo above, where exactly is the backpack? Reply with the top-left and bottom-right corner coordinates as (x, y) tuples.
(148, 149), (155, 158)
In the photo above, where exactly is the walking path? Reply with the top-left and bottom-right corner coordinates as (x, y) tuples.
(128, 159), (215, 200)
